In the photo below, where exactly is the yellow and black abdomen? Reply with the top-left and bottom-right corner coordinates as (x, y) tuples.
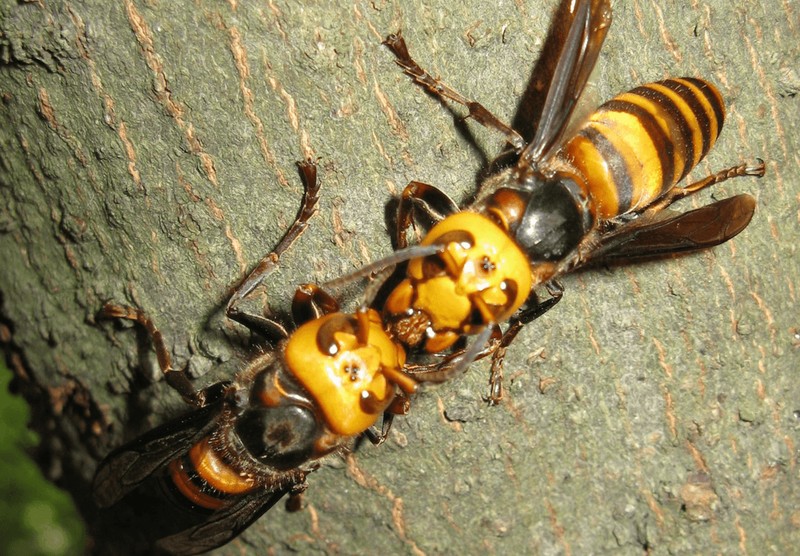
(563, 77), (725, 220)
(167, 437), (257, 511)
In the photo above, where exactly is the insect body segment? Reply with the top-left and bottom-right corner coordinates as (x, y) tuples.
(167, 437), (259, 511)
(476, 76), (732, 271)
(93, 161), (418, 555)
(95, 309), (416, 552)
(373, 0), (764, 401)
(384, 211), (533, 355)
(285, 309), (413, 436)
(560, 77), (726, 221)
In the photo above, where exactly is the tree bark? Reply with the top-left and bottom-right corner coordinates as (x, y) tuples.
(1, 0), (798, 554)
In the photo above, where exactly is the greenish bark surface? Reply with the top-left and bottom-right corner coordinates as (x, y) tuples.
(1, 0), (798, 554)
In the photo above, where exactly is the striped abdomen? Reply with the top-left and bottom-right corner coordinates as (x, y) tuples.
(167, 436), (257, 510)
(562, 77), (725, 220)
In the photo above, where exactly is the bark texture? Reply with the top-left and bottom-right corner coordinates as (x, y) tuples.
(1, 0), (798, 554)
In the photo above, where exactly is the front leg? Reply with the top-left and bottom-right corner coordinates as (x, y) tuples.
(487, 281), (564, 404)
(100, 303), (209, 407)
(291, 282), (341, 326)
(384, 32), (525, 152)
(396, 180), (460, 248)
(225, 160), (321, 340)
(364, 393), (412, 446)
(285, 480), (310, 513)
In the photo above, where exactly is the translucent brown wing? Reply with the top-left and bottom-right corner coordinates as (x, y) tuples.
(522, 0), (612, 163)
(155, 488), (292, 556)
(581, 194), (756, 265)
(92, 401), (223, 508)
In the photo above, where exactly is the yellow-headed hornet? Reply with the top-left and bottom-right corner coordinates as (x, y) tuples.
(93, 161), (417, 555)
(316, 0), (764, 402)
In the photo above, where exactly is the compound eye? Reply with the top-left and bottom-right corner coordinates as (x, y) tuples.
(470, 277), (522, 326)
(423, 229), (476, 279)
(421, 254), (447, 279)
(499, 279), (518, 309)
(433, 229), (475, 250)
(316, 314), (358, 355)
